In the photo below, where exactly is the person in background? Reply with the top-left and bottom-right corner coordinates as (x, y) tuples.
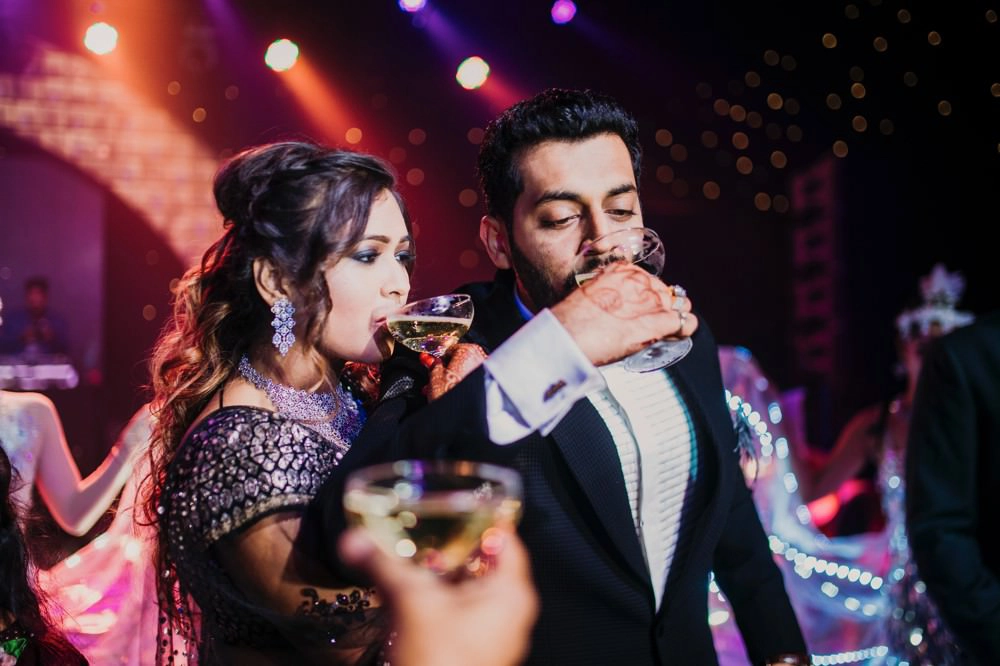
(791, 263), (973, 664)
(35, 404), (157, 665)
(907, 309), (1000, 664)
(0, 445), (88, 665)
(0, 296), (148, 536)
(0, 277), (69, 357)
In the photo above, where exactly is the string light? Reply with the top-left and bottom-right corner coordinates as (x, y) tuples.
(712, 388), (891, 663)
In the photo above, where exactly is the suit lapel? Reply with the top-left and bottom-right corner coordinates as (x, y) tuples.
(656, 325), (730, 614)
(550, 398), (651, 582)
(668, 332), (731, 463)
(459, 270), (526, 352)
(459, 271), (650, 585)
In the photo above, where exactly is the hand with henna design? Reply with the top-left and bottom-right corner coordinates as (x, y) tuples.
(424, 343), (489, 401)
(550, 262), (697, 367)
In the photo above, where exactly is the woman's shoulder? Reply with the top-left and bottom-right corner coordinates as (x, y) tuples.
(175, 406), (337, 470)
(164, 406), (345, 546)
(187, 404), (284, 435)
(0, 390), (56, 417)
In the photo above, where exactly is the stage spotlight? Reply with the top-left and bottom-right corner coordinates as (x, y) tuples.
(551, 0), (577, 25)
(84, 22), (118, 55)
(265, 38), (299, 72)
(399, 0), (427, 12)
(456, 56), (490, 90)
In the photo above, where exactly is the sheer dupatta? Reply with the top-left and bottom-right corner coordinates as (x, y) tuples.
(39, 427), (162, 665)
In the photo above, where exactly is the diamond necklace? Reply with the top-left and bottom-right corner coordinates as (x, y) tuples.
(237, 355), (364, 457)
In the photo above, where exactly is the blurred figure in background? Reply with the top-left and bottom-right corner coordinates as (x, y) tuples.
(0, 277), (69, 357)
(710, 345), (890, 664)
(787, 264), (973, 664)
(36, 404), (156, 665)
(0, 296), (146, 535)
(0, 294), (153, 662)
(0, 445), (88, 665)
(907, 309), (1000, 664)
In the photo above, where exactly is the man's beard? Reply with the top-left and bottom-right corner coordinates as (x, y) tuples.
(509, 240), (578, 312)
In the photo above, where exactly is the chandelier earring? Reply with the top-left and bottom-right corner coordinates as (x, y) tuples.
(271, 296), (296, 356)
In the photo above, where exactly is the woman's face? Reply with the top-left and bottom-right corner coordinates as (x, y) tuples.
(318, 192), (413, 364)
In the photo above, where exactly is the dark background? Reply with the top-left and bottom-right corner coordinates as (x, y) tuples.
(0, 1), (996, 496)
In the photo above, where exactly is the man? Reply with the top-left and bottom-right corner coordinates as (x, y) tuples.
(322, 88), (806, 665)
(906, 310), (1000, 664)
(0, 276), (69, 356)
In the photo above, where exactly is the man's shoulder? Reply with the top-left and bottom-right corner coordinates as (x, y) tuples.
(454, 270), (515, 302)
(453, 271), (523, 350)
(934, 310), (1000, 363)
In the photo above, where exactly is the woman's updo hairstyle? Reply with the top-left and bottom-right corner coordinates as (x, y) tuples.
(147, 142), (408, 506)
(206, 142), (408, 362)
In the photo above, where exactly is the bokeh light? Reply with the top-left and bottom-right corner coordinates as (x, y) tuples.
(265, 39), (299, 72)
(84, 22), (118, 55)
(398, 0), (427, 12)
(345, 127), (363, 144)
(551, 0), (577, 25)
(456, 56), (490, 90)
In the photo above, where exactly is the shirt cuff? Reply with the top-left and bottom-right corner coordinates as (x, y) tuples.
(483, 308), (604, 444)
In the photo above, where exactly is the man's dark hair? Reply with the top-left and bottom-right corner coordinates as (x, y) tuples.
(476, 88), (642, 227)
(24, 276), (49, 292)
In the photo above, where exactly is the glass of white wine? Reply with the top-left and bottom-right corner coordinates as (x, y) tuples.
(386, 294), (474, 358)
(573, 227), (693, 372)
(343, 459), (523, 575)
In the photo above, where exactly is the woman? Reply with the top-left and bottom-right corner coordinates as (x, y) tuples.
(147, 141), (413, 665)
(0, 296), (147, 537)
(0, 445), (88, 665)
(36, 405), (156, 665)
(791, 263), (973, 664)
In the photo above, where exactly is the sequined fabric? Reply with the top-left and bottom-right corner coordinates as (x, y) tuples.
(879, 418), (962, 665)
(160, 406), (382, 664)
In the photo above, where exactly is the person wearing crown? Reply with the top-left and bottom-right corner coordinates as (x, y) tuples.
(789, 263), (974, 664)
(906, 305), (1000, 664)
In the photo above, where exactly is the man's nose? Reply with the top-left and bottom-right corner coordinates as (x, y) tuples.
(588, 215), (617, 241)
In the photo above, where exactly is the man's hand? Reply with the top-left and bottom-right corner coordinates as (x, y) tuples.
(550, 262), (697, 367)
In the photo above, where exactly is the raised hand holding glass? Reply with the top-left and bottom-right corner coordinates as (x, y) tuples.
(573, 227), (692, 372)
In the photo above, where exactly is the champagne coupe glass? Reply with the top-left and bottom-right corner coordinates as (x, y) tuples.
(343, 459), (523, 575)
(572, 227), (692, 372)
(386, 294), (474, 358)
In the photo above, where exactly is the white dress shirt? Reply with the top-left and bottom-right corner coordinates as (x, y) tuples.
(482, 306), (698, 608)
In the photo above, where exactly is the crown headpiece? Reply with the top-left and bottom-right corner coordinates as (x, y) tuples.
(895, 263), (974, 340)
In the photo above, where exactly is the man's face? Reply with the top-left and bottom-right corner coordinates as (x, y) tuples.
(502, 133), (643, 312)
(25, 286), (47, 316)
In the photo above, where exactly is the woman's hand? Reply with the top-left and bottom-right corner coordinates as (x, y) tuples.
(425, 343), (488, 401)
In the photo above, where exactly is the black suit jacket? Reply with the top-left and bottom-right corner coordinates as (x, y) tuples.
(317, 270), (806, 665)
(906, 310), (1000, 664)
